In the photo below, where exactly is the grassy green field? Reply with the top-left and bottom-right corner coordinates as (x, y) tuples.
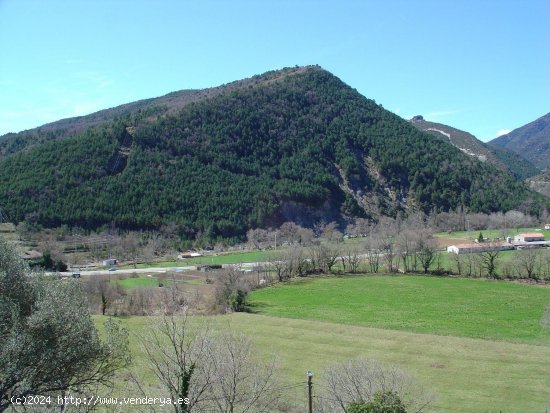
(111, 275), (204, 289)
(103, 312), (550, 413)
(122, 249), (279, 269)
(435, 227), (550, 244)
(113, 276), (166, 289)
(95, 275), (550, 412)
(248, 275), (550, 343)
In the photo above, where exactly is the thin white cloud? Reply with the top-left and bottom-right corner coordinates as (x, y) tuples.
(496, 129), (511, 137)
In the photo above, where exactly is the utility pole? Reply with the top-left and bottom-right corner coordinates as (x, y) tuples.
(306, 370), (313, 413)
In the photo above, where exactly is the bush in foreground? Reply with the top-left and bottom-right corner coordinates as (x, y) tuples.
(0, 237), (129, 412)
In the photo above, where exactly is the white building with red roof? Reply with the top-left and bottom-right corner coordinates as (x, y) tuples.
(447, 242), (514, 254)
(514, 233), (545, 243)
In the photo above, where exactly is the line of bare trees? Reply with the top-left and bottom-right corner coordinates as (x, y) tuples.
(85, 273), (193, 316)
(257, 215), (440, 282)
(452, 246), (550, 280)
(248, 211), (550, 281)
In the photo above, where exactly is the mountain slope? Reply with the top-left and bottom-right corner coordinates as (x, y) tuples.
(0, 71), (276, 159)
(527, 171), (550, 198)
(488, 112), (550, 170)
(0, 67), (545, 240)
(409, 116), (539, 179)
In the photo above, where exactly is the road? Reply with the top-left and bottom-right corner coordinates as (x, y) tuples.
(52, 266), (196, 277)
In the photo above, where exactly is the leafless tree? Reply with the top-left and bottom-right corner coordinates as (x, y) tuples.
(515, 248), (542, 279)
(313, 220), (327, 238)
(341, 244), (361, 274)
(138, 311), (282, 413)
(120, 232), (142, 267)
(395, 230), (417, 273)
(317, 357), (433, 413)
(246, 228), (269, 250)
(505, 210), (533, 230)
(473, 252), (485, 278)
(321, 221), (343, 243)
(354, 218), (371, 237)
(499, 261), (516, 279)
(282, 246), (310, 277)
(365, 238), (381, 273)
(138, 310), (215, 413)
(142, 232), (163, 263)
(278, 222), (302, 245)
(375, 216), (397, 236)
(297, 227), (315, 246)
(307, 243), (320, 272)
(309, 243), (339, 273)
(85, 275), (122, 315)
(267, 253), (290, 282)
(201, 331), (281, 413)
(453, 253), (462, 276)
(159, 277), (188, 314)
(124, 287), (156, 316)
(461, 253), (480, 277)
(381, 240), (398, 273)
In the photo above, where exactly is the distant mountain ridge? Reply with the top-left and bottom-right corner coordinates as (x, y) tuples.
(409, 116), (539, 179)
(488, 112), (550, 170)
(0, 66), (546, 240)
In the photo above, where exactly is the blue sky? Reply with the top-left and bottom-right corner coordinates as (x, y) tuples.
(0, 0), (548, 141)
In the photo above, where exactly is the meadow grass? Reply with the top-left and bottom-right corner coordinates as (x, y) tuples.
(102, 313), (550, 413)
(113, 276), (170, 288)
(123, 249), (279, 269)
(93, 274), (550, 412)
(435, 227), (550, 243)
(248, 275), (550, 343)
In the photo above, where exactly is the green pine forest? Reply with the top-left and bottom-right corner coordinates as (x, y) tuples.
(0, 67), (546, 241)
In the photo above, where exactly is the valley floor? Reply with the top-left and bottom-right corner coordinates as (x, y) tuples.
(109, 313), (550, 413)
(101, 274), (550, 413)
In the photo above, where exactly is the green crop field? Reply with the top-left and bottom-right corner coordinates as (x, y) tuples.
(101, 311), (550, 413)
(435, 227), (550, 245)
(248, 275), (550, 342)
(94, 275), (550, 412)
(113, 276), (173, 289)
(123, 249), (279, 270)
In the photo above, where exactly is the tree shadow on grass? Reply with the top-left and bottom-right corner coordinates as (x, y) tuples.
(245, 301), (271, 314)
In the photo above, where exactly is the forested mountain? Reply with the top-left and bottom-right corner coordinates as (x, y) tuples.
(0, 74), (268, 158)
(0, 66), (546, 241)
(409, 116), (539, 179)
(488, 112), (550, 170)
(527, 171), (550, 198)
